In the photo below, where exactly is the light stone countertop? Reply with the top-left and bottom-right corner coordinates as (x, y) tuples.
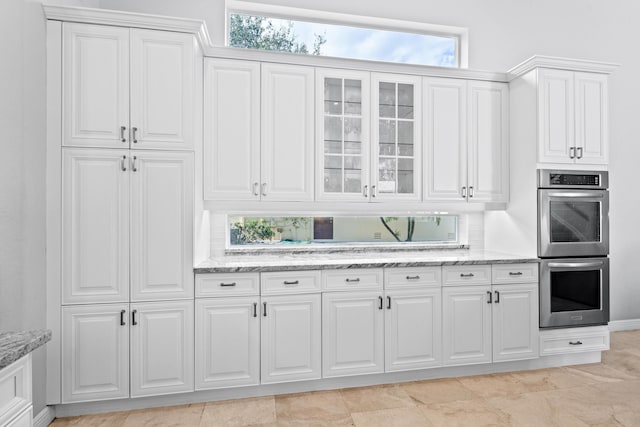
(0, 329), (51, 370)
(194, 249), (539, 273)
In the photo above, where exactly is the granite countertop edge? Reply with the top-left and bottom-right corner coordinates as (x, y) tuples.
(194, 250), (540, 274)
(0, 329), (52, 370)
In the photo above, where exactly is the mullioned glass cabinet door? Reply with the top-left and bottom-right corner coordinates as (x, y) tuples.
(316, 69), (371, 201)
(371, 73), (422, 201)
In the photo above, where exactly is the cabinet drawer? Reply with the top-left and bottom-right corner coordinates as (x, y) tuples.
(384, 267), (441, 289)
(0, 354), (31, 427)
(261, 271), (321, 295)
(492, 263), (539, 284)
(540, 326), (609, 356)
(442, 265), (491, 286)
(196, 273), (260, 297)
(323, 269), (383, 291)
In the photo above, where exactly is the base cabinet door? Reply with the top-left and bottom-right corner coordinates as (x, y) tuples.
(385, 289), (442, 372)
(61, 304), (129, 403)
(130, 301), (194, 397)
(442, 286), (492, 366)
(323, 291), (384, 377)
(261, 294), (321, 384)
(492, 284), (539, 362)
(195, 297), (260, 390)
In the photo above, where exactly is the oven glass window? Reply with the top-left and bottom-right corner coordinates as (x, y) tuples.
(549, 201), (601, 243)
(550, 270), (601, 312)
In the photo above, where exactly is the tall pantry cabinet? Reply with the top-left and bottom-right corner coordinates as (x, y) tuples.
(46, 10), (203, 404)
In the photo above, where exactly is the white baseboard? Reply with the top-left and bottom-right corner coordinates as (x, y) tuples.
(609, 319), (640, 332)
(34, 406), (55, 427)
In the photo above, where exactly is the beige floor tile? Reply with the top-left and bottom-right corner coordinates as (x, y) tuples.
(400, 378), (479, 405)
(457, 372), (531, 398)
(351, 407), (431, 427)
(50, 411), (129, 427)
(419, 398), (511, 427)
(610, 330), (640, 351)
(200, 396), (275, 427)
(509, 367), (593, 391)
(486, 391), (589, 427)
(339, 384), (415, 412)
(564, 361), (637, 383)
(121, 403), (204, 427)
(275, 390), (353, 426)
(601, 349), (640, 376)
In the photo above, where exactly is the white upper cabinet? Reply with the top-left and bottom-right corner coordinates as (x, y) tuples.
(204, 59), (260, 200)
(62, 23), (195, 150)
(538, 68), (608, 165)
(424, 78), (509, 203)
(130, 151), (194, 301)
(261, 63), (315, 201)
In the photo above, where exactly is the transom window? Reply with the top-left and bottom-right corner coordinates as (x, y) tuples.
(226, 1), (467, 68)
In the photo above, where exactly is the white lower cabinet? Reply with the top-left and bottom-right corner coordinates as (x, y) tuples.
(195, 296), (260, 390)
(62, 301), (193, 403)
(261, 294), (322, 383)
(492, 283), (539, 362)
(322, 291), (385, 377)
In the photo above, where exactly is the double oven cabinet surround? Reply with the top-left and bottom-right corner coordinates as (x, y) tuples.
(63, 23), (196, 150)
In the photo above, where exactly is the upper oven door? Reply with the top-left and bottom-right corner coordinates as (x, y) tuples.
(538, 189), (609, 257)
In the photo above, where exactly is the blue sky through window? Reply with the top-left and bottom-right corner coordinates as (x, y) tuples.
(231, 14), (458, 67)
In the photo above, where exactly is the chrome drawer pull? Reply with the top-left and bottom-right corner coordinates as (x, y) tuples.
(509, 272), (523, 276)
(283, 280), (299, 285)
(220, 282), (236, 287)
(406, 275), (420, 280)
(569, 340), (583, 346)
(345, 278), (361, 283)
(460, 273), (475, 278)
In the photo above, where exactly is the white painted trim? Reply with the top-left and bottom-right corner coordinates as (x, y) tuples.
(608, 319), (640, 332)
(508, 55), (619, 80)
(42, 4), (212, 50)
(33, 406), (56, 427)
(225, 0), (469, 68)
(53, 351), (600, 417)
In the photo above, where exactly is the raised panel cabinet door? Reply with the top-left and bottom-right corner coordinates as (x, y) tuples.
(442, 285), (492, 366)
(538, 69), (574, 164)
(204, 59), (261, 200)
(385, 289), (442, 372)
(261, 63), (315, 201)
(315, 68), (371, 202)
(130, 151), (194, 301)
(62, 149), (129, 304)
(261, 294), (321, 384)
(130, 29), (195, 150)
(492, 283), (539, 362)
(372, 73), (422, 201)
(575, 72), (608, 165)
(130, 301), (194, 397)
(322, 291), (384, 378)
(62, 23), (129, 148)
(423, 77), (467, 201)
(467, 81), (509, 202)
(61, 304), (129, 403)
(195, 297), (260, 390)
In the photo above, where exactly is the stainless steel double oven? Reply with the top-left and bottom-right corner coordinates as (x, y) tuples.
(538, 169), (610, 328)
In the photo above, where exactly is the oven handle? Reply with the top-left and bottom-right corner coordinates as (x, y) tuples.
(546, 192), (604, 199)
(547, 261), (604, 268)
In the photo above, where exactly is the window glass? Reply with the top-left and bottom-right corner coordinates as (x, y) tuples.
(228, 215), (457, 246)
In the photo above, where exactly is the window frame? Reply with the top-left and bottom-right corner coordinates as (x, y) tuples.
(225, 0), (469, 68)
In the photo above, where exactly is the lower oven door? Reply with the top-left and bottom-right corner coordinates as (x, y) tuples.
(540, 257), (609, 328)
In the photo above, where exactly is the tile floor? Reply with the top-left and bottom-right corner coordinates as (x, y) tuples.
(50, 329), (640, 426)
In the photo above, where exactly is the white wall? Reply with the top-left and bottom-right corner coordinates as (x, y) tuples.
(0, 0), (99, 415)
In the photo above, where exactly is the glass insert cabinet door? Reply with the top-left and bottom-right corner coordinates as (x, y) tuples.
(316, 69), (370, 201)
(371, 73), (422, 201)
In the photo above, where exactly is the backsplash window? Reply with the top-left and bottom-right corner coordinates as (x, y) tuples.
(228, 215), (457, 246)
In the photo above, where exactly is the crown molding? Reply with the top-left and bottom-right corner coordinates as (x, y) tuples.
(42, 4), (212, 49)
(508, 55), (619, 80)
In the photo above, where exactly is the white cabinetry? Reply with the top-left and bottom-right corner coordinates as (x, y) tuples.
(62, 23), (195, 150)
(204, 60), (314, 201)
(538, 69), (608, 165)
(424, 78), (509, 202)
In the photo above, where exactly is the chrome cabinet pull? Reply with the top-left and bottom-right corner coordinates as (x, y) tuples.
(263, 302), (267, 317)
(460, 273), (475, 278)
(363, 185), (369, 198)
(576, 147), (583, 159)
(406, 275), (420, 280)
(120, 126), (127, 143)
(494, 291), (500, 303)
(509, 272), (523, 276)
(569, 340), (583, 346)
(569, 147), (576, 159)
(378, 296), (383, 310)
(371, 185), (377, 198)
(283, 280), (299, 286)
(261, 183), (267, 197)
(131, 156), (137, 172)
(131, 309), (138, 325)
(253, 302), (257, 318)
(469, 186), (474, 198)
(132, 127), (138, 143)
(121, 155), (127, 172)
(253, 182), (259, 196)
(387, 296), (391, 310)
(120, 309), (126, 326)
(461, 186), (467, 198)
(345, 278), (360, 283)
(220, 282), (236, 287)
(487, 291), (493, 304)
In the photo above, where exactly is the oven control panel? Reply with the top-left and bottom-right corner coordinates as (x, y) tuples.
(538, 169), (608, 189)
